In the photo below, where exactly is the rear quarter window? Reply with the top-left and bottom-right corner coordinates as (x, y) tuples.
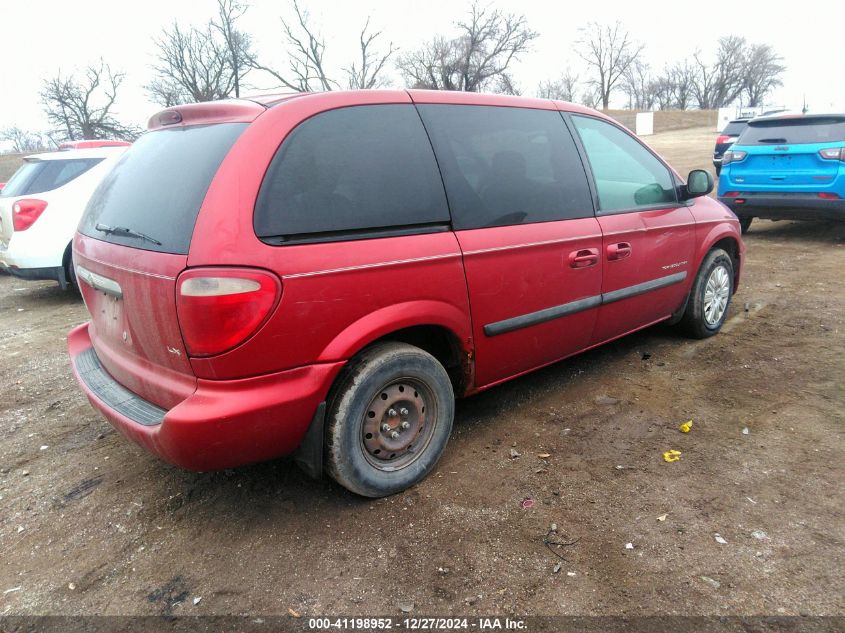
(254, 104), (449, 242)
(0, 158), (103, 198)
(79, 123), (247, 254)
(738, 117), (845, 145)
(417, 104), (594, 229)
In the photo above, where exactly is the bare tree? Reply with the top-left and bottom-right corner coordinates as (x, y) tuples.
(211, 0), (253, 98)
(537, 70), (578, 101)
(620, 60), (656, 110)
(575, 21), (644, 109)
(148, 23), (237, 105)
(248, 0), (336, 92)
(580, 88), (602, 109)
(742, 43), (785, 107)
(665, 61), (696, 110)
(41, 62), (140, 141)
(691, 35), (747, 109)
(345, 17), (397, 89)
(396, 2), (538, 93)
(0, 127), (48, 153)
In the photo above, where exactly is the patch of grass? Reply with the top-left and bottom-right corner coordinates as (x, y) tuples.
(603, 110), (718, 133)
(0, 153), (24, 182)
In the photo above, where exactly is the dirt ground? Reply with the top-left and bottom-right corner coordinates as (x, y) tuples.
(0, 127), (843, 619)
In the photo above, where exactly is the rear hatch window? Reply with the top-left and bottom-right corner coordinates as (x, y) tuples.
(0, 158), (103, 197)
(79, 123), (247, 254)
(738, 116), (845, 145)
(721, 120), (748, 136)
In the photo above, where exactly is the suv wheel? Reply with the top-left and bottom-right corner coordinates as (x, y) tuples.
(326, 342), (454, 497)
(63, 245), (78, 291)
(680, 248), (734, 339)
(738, 216), (752, 234)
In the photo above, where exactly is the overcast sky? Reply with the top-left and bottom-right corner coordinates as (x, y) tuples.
(1, 0), (842, 134)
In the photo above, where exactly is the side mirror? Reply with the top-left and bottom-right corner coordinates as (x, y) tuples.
(684, 169), (714, 199)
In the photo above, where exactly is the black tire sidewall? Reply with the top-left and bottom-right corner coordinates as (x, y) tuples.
(326, 343), (454, 498)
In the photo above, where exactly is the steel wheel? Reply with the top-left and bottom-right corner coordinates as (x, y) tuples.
(360, 378), (436, 471)
(325, 342), (455, 497)
(703, 264), (731, 326)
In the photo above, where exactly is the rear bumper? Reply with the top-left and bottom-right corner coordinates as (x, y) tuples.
(0, 263), (66, 285)
(0, 236), (68, 287)
(718, 194), (845, 221)
(68, 322), (344, 471)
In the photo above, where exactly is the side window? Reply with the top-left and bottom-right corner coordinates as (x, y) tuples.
(417, 105), (594, 230)
(571, 115), (676, 213)
(254, 105), (449, 241)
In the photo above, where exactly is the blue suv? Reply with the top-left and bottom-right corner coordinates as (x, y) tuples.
(718, 114), (845, 233)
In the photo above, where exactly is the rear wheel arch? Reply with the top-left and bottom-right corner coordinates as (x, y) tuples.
(317, 301), (473, 393)
(365, 324), (468, 395)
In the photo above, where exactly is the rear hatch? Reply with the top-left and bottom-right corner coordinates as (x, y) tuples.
(0, 155), (104, 247)
(75, 115), (251, 409)
(726, 115), (845, 190)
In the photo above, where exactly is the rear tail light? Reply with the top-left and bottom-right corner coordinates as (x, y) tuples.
(12, 199), (48, 231)
(818, 148), (845, 161)
(722, 150), (747, 166)
(724, 191), (741, 198)
(176, 268), (281, 357)
(716, 135), (733, 145)
(818, 192), (840, 199)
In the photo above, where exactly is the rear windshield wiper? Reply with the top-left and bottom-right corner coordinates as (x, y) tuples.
(757, 137), (788, 144)
(95, 223), (162, 246)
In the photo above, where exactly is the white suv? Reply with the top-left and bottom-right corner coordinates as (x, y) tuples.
(0, 145), (128, 289)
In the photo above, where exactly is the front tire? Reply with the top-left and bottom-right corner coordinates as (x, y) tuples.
(679, 248), (734, 339)
(326, 342), (455, 497)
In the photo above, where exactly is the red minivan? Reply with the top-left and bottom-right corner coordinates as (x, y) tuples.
(68, 90), (743, 497)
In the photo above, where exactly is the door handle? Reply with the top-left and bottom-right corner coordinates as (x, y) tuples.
(569, 248), (599, 268)
(607, 242), (632, 260)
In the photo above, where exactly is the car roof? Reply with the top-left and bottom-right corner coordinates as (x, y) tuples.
(264, 88), (606, 116)
(748, 112), (845, 126)
(23, 146), (129, 162)
(149, 90), (612, 132)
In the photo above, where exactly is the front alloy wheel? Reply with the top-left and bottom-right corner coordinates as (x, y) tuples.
(679, 247), (735, 339)
(703, 264), (731, 327)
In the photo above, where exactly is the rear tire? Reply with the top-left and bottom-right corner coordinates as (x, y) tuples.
(326, 342), (454, 498)
(738, 217), (752, 234)
(679, 248), (734, 339)
(63, 244), (78, 292)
